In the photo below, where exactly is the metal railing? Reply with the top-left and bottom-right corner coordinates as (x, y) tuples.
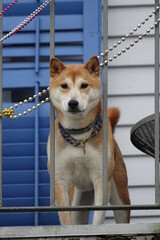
(155, 0), (160, 204)
(0, 0), (160, 238)
(50, 0), (56, 208)
(102, 0), (108, 205)
(0, 0), (2, 211)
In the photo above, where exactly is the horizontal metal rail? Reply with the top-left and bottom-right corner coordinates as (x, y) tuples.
(0, 204), (160, 212)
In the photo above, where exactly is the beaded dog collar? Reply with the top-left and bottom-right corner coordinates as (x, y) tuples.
(58, 114), (102, 154)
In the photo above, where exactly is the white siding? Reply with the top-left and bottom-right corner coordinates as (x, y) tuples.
(105, 0), (159, 223)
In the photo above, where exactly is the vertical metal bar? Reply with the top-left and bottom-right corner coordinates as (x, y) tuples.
(0, 0), (3, 208)
(102, 0), (108, 205)
(50, 0), (55, 207)
(34, 16), (40, 224)
(34, 82), (39, 225)
(155, 0), (160, 204)
(35, 17), (40, 74)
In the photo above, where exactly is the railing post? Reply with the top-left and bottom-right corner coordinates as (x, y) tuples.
(155, 0), (160, 204)
(50, 0), (55, 207)
(102, 0), (108, 205)
(0, 0), (3, 209)
(34, 16), (40, 225)
(34, 81), (39, 225)
(35, 16), (40, 74)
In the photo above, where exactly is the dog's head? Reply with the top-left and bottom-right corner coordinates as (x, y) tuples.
(49, 56), (101, 120)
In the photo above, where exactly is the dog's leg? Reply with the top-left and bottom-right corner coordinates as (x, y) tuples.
(110, 141), (130, 223)
(55, 178), (71, 225)
(92, 181), (106, 225)
(110, 178), (130, 223)
(71, 187), (94, 225)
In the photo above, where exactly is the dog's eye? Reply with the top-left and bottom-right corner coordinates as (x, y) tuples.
(61, 83), (68, 89)
(80, 83), (89, 89)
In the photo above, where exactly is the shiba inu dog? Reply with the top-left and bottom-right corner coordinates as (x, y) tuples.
(47, 56), (130, 225)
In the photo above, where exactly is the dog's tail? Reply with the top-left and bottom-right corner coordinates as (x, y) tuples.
(108, 107), (120, 133)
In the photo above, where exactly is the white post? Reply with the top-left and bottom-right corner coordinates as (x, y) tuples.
(50, 0), (55, 206)
(102, 0), (108, 205)
(155, 0), (160, 204)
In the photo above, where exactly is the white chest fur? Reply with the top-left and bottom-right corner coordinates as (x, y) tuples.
(56, 143), (102, 191)
(54, 140), (111, 191)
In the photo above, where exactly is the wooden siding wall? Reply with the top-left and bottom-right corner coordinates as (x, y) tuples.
(105, 0), (160, 223)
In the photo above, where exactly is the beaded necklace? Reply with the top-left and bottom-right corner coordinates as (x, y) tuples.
(0, 0), (51, 43)
(0, 0), (18, 17)
(98, 6), (160, 66)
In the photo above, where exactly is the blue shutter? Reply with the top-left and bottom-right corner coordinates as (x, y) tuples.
(1, 0), (102, 226)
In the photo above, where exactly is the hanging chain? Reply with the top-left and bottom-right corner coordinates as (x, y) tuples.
(98, 6), (160, 66)
(0, 0), (18, 17)
(0, 0), (51, 119)
(0, 87), (50, 119)
(0, 0), (52, 43)
(1, 4), (160, 119)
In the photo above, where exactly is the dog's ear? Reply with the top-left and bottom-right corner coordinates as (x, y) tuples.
(50, 57), (65, 78)
(84, 56), (100, 77)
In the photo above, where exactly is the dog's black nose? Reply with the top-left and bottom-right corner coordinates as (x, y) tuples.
(68, 99), (79, 110)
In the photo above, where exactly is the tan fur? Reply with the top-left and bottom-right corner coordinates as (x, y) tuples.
(113, 139), (131, 222)
(47, 56), (130, 225)
(108, 107), (120, 133)
(55, 179), (71, 225)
